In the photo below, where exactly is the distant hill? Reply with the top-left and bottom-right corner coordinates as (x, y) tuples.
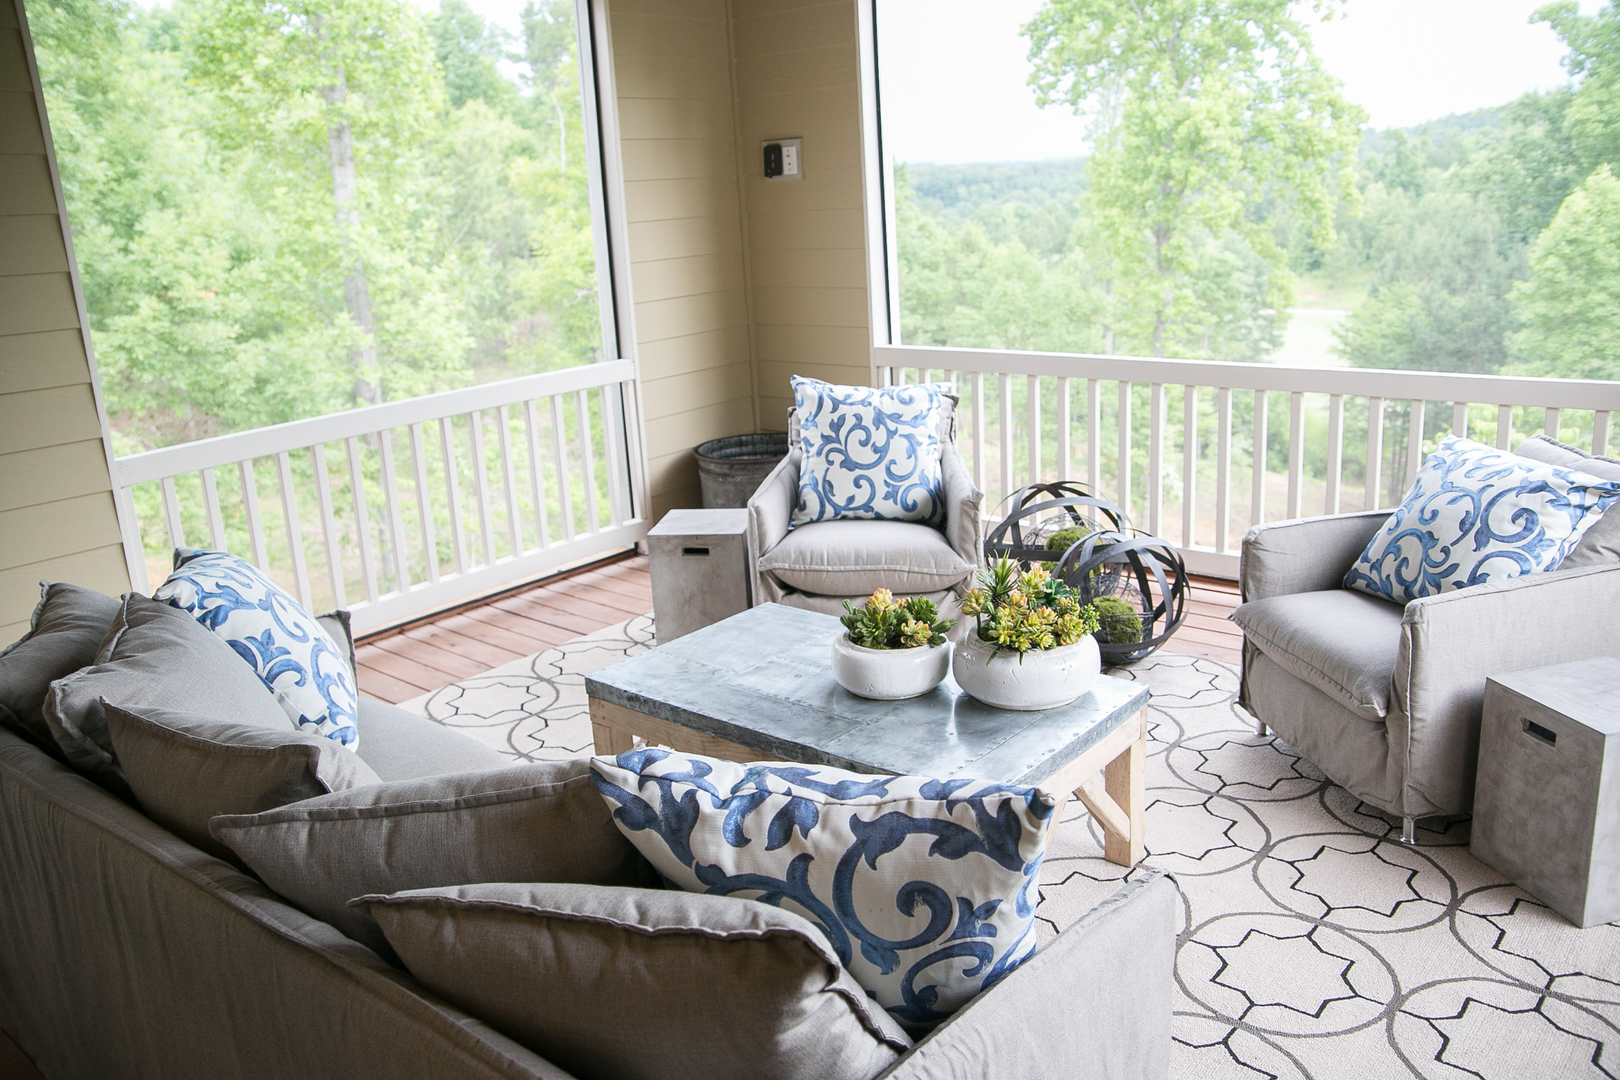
(901, 158), (1088, 220)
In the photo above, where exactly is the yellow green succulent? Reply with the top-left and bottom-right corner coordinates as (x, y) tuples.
(963, 557), (1101, 658)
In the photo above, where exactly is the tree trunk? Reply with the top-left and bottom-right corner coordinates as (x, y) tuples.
(1151, 226), (1171, 357)
(322, 62), (381, 407)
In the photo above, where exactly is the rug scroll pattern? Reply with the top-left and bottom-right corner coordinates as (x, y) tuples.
(404, 616), (1618, 1079)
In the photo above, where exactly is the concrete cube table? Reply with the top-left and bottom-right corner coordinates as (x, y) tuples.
(646, 508), (750, 644)
(586, 603), (1152, 867)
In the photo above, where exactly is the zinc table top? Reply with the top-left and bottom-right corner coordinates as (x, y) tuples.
(585, 603), (1150, 787)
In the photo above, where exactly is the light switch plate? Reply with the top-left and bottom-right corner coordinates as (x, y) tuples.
(763, 138), (802, 181)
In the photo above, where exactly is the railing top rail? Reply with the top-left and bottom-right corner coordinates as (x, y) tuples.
(875, 344), (1620, 412)
(115, 359), (637, 487)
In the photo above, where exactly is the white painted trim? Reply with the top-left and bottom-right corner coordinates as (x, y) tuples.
(855, 0), (899, 380)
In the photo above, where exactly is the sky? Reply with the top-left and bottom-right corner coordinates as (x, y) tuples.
(875, 0), (1604, 164)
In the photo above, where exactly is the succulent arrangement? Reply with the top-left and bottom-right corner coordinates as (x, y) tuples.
(840, 589), (954, 650)
(959, 557), (1101, 657)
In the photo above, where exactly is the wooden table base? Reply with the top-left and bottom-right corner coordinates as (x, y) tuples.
(589, 698), (1148, 868)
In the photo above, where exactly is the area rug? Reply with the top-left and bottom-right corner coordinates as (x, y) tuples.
(403, 617), (1618, 1079)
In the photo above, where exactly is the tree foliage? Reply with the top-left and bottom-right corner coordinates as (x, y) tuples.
(1511, 165), (1620, 380)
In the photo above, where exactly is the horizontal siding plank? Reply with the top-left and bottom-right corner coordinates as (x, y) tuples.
(0, 91), (43, 154)
(753, 323), (871, 366)
(744, 164), (864, 210)
(610, 11), (729, 59)
(643, 396), (753, 464)
(732, 2), (855, 54)
(741, 207), (864, 250)
(733, 44), (855, 94)
(0, 214), (68, 276)
(0, 29), (32, 93)
(748, 245), (865, 290)
(751, 284), (868, 329)
(0, 153), (56, 215)
(641, 360), (753, 418)
(614, 57), (732, 101)
(617, 98), (734, 142)
(0, 383), (103, 454)
(0, 491), (122, 570)
(620, 137), (737, 184)
(0, 272), (79, 336)
(630, 252), (746, 304)
(0, 439), (110, 512)
(626, 214), (742, 262)
(633, 288), (747, 343)
(636, 324), (750, 381)
(0, 328), (89, 393)
(622, 176), (742, 224)
(0, 543), (129, 632)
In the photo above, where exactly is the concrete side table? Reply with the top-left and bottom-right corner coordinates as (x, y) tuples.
(646, 508), (751, 645)
(1472, 656), (1620, 928)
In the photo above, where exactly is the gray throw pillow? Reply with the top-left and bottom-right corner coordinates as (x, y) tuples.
(1513, 435), (1620, 568)
(45, 594), (291, 793)
(211, 760), (653, 960)
(104, 703), (380, 861)
(351, 883), (911, 1080)
(0, 582), (121, 759)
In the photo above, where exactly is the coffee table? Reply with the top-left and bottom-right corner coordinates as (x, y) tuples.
(585, 603), (1151, 866)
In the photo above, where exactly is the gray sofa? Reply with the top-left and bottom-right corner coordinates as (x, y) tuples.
(0, 601), (1175, 1079)
(1232, 437), (1620, 839)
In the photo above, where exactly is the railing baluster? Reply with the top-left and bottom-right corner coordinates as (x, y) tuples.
(600, 386), (626, 528)
(551, 396), (577, 542)
(1026, 375), (1041, 487)
(439, 417), (468, 575)
(1365, 398), (1384, 511)
(1595, 412), (1611, 457)
(275, 451), (312, 611)
(576, 389), (601, 535)
(1407, 400), (1426, 486)
(1545, 407), (1562, 438)
(1287, 392), (1305, 519)
(497, 404), (523, 554)
(409, 423), (439, 585)
(1182, 386), (1198, 548)
(468, 410), (496, 566)
(1056, 376), (1071, 480)
(240, 459), (270, 572)
(1326, 394), (1345, 516)
(312, 443), (346, 609)
(524, 400), (550, 548)
(1148, 383), (1165, 536)
(998, 372), (1013, 502)
(1252, 390), (1268, 527)
(1117, 381), (1132, 518)
(345, 438), (378, 603)
(1451, 401), (1468, 438)
(1496, 404), (1514, 450)
(1087, 379), (1101, 494)
(160, 476), (185, 551)
(200, 469), (225, 549)
(971, 372), (986, 490)
(1215, 387), (1232, 553)
(378, 431), (411, 593)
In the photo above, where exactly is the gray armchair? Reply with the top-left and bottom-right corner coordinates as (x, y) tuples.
(1233, 508), (1620, 842)
(747, 408), (983, 617)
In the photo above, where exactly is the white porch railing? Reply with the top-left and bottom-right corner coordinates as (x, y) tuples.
(876, 344), (1620, 579)
(113, 360), (649, 634)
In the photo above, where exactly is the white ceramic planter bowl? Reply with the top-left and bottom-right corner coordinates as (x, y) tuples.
(952, 632), (1101, 711)
(831, 635), (953, 700)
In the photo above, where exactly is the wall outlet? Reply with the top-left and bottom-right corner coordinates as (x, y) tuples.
(763, 138), (802, 181)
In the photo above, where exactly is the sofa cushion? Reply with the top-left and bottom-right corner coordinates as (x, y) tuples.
(46, 595), (293, 794)
(1344, 435), (1620, 604)
(0, 582), (120, 760)
(352, 882), (911, 1080)
(212, 760), (652, 960)
(156, 549), (359, 749)
(760, 518), (973, 597)
(1513, 434), (1620, 568)
(1230, 589), (1406, 721)
(105, 703), (379, 860)
(791, 376), (948, 528)
(592, 749), (1054, 1031)
(352, 698), (508, 781)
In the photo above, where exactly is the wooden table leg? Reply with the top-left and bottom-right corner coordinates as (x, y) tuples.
(1073, 710), (1146, 867)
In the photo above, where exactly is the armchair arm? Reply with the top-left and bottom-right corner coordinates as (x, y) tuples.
(746, 448), (800, 605)
(1239, 510), (1389, 602)
(1391, 562), (1620, 817)
(879, 870), (1174, 1080)
(940, 441), (983, 572)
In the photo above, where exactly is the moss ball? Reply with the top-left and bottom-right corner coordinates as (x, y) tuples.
(1091, 595), (1143, 645)
(1044, 526), (1091, 554)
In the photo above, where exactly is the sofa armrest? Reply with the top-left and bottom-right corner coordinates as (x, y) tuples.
(1391, 562), (1620, 817)
(747, 447), (800, 604)
(1239, 510), (1389, 602)
(879, 870), (1174, 1080)
(940, 441), (984, 571)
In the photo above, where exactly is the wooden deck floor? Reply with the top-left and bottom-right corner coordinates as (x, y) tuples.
(355, 555), (1243, 704)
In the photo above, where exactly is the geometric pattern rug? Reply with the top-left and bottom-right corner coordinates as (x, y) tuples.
(402, 615), (1619, 1079)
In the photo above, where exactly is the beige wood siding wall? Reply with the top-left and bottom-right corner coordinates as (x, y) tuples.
(730, 0), (869, 432)
(0, 0), (128, 643)
(611, 0), (756, 519)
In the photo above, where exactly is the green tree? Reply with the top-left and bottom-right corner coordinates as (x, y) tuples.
(431, 0), (518, 111)
(1510, 165), (1620, 380)
(1024, 0), (1364, 357)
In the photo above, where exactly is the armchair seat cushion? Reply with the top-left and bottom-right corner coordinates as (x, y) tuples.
(1230, 589), (1405, 721)
(759, 519), (973, 597)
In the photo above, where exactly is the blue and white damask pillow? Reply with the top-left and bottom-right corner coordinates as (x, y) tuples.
(155, 550), (359, 750)
(791, 376), (947, 528)
(591, 748), (1055, 1030)
(1345, 435), (1620, 605)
